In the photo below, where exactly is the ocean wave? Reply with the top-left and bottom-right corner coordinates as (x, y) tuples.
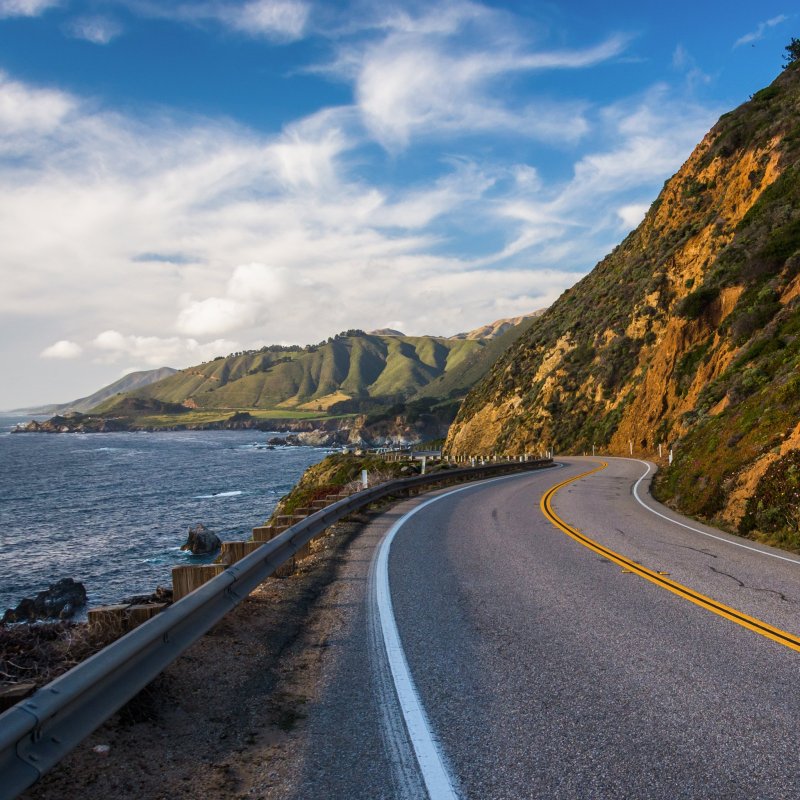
(193, 490), (245, 499)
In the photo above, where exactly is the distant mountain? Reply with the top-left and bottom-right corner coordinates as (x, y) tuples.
(447, 62), (800, 550)
(368, 328), (405, 336)
(15, 367), (178, 415)
(450, 311), (544, 341)
(415, 314), (540, 401)
(93, 331), (489, 415)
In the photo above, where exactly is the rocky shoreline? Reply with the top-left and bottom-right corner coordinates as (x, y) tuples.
(14, 410), (449, 448)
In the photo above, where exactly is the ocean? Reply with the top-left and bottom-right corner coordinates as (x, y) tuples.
(0, 415), (327, 616)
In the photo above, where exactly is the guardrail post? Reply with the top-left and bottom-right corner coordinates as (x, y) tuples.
(88, 604), (130, 634)
(172, 565), (226, 601)
(127, 603), (168, 629)
(218, 541), (263, 565)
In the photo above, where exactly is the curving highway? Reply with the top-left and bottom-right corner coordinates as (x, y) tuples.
(284, 457), (800, 799)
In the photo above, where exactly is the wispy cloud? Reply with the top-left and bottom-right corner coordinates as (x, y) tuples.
(1, 2), (722, 394)
(489, 85), (719, 267)
(0, 0), (58, 18)
(734, 14), (788, 48)
(672, 44), (712, 89)
(122, 0), (310, 41)
(66, 16), (123, 45)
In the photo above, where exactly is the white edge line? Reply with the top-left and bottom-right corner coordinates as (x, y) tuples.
(627, 458), (800, 567)
(374, 469), (553, 800)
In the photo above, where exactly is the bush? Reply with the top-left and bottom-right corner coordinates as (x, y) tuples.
(740, 449), (800, 535)
(676, 286), (719, 319)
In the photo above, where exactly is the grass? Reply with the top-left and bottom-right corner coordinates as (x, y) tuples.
(136, 408), (341, 427)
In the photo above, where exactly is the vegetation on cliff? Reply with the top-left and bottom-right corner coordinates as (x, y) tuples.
(266, 453), (419, 521)
(447, 57), (800, 550)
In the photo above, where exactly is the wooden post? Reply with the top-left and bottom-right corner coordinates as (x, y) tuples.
(172, 565), (226, 602)
(126, 603), (167, 629)
(218, 540), (263, 565)
(88, 604), (130, 634)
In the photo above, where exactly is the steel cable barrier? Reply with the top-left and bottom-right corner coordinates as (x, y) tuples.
(0, 458), (552, 798)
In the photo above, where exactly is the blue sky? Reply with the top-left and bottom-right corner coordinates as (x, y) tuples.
(0, 0), (795, 407)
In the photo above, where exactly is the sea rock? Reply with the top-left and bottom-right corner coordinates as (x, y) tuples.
(297, 429), (338, 447)
(120, 585), (173, 605)
(3, 578), (87, 623)
(181, 523), (221, 555)
(268, 436), (288, 445)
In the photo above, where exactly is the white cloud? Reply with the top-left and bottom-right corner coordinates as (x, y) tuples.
(92, 330), (240, 366)
(317, 3), (628, 151)
(41, 340), (83, 359)
(67, 16), (123, 45)
(226, 0), (309, 38)
(0, 0), (58, 18)
(353, 36), (599, 149)
(617, 203), (649, 229)
(177, 262), (289, 336)
(0, 11), (721, 409)
(0, 71), (74, 143)
(486, 86), (719, 267)
(671, 44), (712, 89)
(123, 0), (310, 41)
(734, 15), (788, 48)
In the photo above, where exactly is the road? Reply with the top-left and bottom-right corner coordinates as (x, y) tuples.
(279, 457), (800, 799)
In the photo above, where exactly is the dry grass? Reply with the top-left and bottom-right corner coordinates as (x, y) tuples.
(0, 621), (120, 688)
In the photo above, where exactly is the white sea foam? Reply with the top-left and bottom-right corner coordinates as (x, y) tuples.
(193, 490), (245, 499)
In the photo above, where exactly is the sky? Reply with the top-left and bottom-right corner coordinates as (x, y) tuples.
(0, 0), (795, 408)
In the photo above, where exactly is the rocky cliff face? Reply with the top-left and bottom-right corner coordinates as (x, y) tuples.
(447, 63), (800, 549)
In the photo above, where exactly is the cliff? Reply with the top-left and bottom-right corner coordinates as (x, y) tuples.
(446, 62), (800, 550)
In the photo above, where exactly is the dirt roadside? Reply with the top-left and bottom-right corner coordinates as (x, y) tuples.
(20, 509), (382, 800)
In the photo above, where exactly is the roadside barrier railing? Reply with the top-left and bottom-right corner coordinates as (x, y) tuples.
(0, 457), (552, 799)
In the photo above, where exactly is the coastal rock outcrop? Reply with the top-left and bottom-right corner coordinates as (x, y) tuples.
(3, 578), (87, 623)
(181, 523), (221, 555)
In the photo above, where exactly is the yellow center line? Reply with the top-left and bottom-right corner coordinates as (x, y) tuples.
(541, 461), (800, 653)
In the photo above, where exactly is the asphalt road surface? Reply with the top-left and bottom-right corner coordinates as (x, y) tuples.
(285, 457), (800, 799)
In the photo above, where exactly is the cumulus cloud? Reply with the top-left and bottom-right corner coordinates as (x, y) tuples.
(0, 1), (722, 404)
(176, 263), (289, 336)
(66, 16), (123, 45)
(734, 15), (788, 48)
(92, 330), (240, 366)
(41, 340), (83, 359)
(0, 0), (58, 18)
(0, 71), (74, 144)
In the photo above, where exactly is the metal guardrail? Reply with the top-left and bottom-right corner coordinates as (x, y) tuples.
(0, 458), (552, 798)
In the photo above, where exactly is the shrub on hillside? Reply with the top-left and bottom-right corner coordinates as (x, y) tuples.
(676, 286), (719, 319)
(740, 450), (800, 545)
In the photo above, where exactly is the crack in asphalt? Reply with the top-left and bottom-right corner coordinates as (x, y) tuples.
(670, 543), (719, 559)
(709, 566), (790, 602)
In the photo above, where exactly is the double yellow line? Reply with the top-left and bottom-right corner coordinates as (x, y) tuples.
(541, 462), (800, 653)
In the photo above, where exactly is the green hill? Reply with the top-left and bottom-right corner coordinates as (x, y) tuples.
(94, 330), (500, 415)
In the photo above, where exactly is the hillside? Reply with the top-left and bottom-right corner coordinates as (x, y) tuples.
(446, 61), (800, 550)
(450, 311), (544, 340)
(14, 367), (177, 415)
(99, 331), (487, 414)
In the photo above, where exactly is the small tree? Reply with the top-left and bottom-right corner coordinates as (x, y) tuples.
(784, 37), (800, 67)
